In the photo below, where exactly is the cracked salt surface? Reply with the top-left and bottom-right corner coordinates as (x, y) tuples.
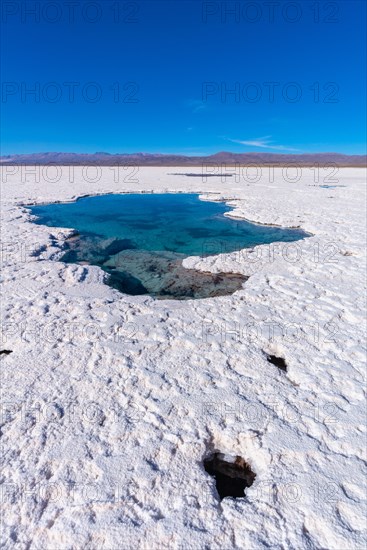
(0, 166), (366, 549)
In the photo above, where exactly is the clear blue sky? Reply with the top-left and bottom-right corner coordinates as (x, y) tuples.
(1, 0), (366, 155)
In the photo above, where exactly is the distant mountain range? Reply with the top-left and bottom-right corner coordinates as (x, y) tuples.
(0, 152), (366, 166)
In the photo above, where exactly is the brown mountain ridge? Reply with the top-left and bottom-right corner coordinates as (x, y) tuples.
(0, 151), (365, 166)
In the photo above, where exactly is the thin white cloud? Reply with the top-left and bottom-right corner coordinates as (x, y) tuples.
(228, 136), (300, 152)
(186, 99), (207, 113)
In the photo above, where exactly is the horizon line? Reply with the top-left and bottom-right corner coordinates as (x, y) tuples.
(1, 150), (366, 158)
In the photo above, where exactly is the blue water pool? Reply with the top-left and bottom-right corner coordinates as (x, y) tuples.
(29, 193), (309, 299)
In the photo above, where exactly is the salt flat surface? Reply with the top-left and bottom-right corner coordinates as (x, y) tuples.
(1, 166), (366, 549)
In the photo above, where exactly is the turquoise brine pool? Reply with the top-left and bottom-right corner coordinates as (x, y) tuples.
(29, 193), (309, 299)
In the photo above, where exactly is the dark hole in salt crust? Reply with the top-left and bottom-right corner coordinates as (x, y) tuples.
(267, 354), (287, 372)
(0, 350), (13, 356)
(170, 173), (233, 178)
(204, 453), (256, 500)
